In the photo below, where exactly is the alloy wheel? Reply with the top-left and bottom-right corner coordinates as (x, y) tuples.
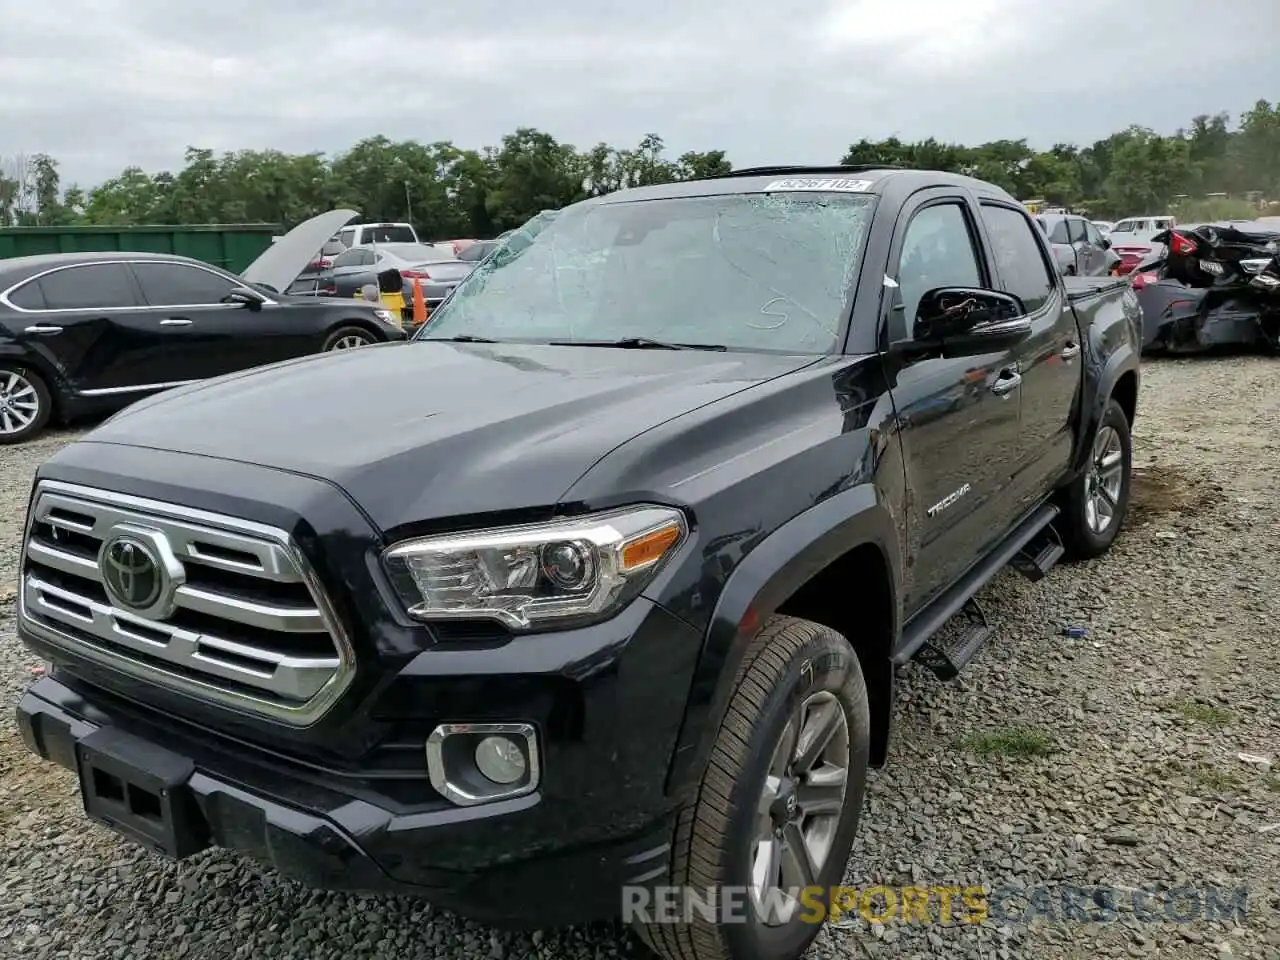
(750, 691), (850, 925)
(0, 370), (40, 437)
(330, 334), (372, 350)
(1084, 424), (1124, 534)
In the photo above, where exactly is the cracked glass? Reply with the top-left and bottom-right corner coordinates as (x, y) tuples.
(416, 194), (876, 353)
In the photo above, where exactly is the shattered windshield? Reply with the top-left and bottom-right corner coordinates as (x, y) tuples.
(414, 193), (876, 353)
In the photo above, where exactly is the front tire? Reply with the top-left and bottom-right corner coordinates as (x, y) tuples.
(1059, 397), (1132, 559)
(635, 616), (870, 960)
(0, 364), (52, 445)
(322, 325), (377, 351)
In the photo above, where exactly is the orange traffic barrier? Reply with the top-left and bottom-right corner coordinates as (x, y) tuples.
(412, 278), (427, 325)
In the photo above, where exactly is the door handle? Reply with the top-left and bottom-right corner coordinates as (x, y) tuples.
(24, 324), (63, 335)
(1061, 342), (1081, 360)
(991, 369), (1022, 395)
(160, 318), (192, 326)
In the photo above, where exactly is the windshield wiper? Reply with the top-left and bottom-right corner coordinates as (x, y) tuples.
(424, 334), (499, 343)
(549, 337), (727, 351)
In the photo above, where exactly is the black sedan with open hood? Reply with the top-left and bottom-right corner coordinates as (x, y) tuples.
(0, 210), (406, 444)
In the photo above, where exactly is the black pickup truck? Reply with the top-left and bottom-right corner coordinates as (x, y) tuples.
(15, 166), (1141, 960)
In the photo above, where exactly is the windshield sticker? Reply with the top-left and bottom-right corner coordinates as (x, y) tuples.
(763, 177), (873, 193)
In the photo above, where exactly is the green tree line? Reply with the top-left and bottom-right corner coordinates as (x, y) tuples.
(2, 98), (1277, 239)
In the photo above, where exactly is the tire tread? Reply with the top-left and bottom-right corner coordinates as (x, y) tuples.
(1059, 396), (1132, 561)
(636, 615), (840, 960)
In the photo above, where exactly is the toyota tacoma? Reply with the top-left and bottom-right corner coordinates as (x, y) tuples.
(15, 166), (1141, 960)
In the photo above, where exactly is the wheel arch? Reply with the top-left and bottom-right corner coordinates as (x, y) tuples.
(325, 317), (393, 344)
(1110, 368), (1138, 429)
(665, 482), (902, 801)
(1073, 347), (1140, 476)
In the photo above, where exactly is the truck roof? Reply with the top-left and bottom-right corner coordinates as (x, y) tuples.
(593, 165), (1020, 206)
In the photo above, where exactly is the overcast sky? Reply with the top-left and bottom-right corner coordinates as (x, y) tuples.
(1, 0), (1275, 189)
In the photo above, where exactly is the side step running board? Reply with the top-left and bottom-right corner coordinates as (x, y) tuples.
(1010, 523), (1065, 582)
(916, 598), (989, 681)
(895, 501), (1060, 667)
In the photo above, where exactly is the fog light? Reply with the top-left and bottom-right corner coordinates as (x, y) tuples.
(475, 735), (527, 784)
(425, 722), (540, 807)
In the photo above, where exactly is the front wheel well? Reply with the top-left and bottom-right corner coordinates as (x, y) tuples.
(775, 541), (895, 767)
(1111, 369), (1138, 428)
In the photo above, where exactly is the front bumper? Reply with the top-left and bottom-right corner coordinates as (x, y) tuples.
(14, 447), (702, 926)
(18, 673), (677, 927)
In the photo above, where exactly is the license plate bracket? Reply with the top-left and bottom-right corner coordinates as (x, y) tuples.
(76, 727), (209, 859)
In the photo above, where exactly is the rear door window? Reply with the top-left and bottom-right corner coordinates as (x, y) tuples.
(37, 263), (140, 309)
(333, 249), (367, 268)
(7, 279), (47, 310)
(1068, 219), (1088, 244)
(360, 225), (416, 244)
(132, 261), (241, 306)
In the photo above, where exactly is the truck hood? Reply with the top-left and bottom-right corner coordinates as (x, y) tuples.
(79, 341), (819, 533)
(240, 209), (359, 293)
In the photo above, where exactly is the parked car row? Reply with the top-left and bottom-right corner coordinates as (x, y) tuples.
(0, 210), (407, 444)
(321, 243), (475, 308)
(0, 207), (534, 444)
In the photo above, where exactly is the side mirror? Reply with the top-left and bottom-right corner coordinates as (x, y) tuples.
(1102, 236), (1113, 250)
(896, 287), (1032, 357)
(225, 287), (265, 310)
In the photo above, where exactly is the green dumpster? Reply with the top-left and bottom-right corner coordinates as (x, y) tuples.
(0, 223), (281, 273)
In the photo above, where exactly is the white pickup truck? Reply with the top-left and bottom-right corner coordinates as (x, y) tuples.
(336, 221), (420, 247)
(1109, 215), (1177, 275)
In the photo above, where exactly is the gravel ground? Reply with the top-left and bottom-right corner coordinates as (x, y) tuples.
(2, 356), (1278, 960)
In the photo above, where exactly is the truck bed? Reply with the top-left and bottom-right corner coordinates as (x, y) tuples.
(1063, 274), (1130, 303)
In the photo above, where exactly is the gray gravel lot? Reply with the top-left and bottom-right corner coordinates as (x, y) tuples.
(2, 356), (1278, 960)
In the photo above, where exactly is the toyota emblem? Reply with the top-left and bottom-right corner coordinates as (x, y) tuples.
(101, 535), (165, 611)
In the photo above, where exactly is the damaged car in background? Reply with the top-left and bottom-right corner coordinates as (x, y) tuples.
(1131, 220), (1280, 353)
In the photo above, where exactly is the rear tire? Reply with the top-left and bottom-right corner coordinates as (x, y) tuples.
(633, 615), (870, 960)
(1059, 397), (1132, 560)
(322, 325), (377, 351)
(0, 364), (52, 445)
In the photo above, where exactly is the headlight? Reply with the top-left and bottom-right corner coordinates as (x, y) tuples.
(382, 505), (687, 631)
(373, 308), (397, 324)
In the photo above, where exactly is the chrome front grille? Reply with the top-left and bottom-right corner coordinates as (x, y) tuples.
(18, 479), (354, 725)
